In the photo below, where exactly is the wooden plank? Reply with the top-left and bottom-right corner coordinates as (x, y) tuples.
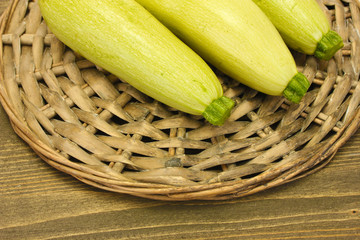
(0, 194), (359, 239)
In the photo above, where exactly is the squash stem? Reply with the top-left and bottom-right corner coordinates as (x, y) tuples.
(314, 30), (344, 60)
(282, 73), (310, 104)
(202, 96), (235, 126)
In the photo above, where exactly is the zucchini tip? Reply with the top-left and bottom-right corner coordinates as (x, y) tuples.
(202, 96), (235, 126)
(282, 72), (310, 104)
(314, 30), (344, 61)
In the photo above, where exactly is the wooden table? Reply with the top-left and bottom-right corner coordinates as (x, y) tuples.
(0, 1), (359, 239)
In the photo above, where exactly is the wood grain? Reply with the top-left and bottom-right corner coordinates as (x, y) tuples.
(0, 0), (359, 239)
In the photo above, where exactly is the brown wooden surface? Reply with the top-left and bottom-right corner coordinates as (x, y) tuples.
(0, 1), (360, 239)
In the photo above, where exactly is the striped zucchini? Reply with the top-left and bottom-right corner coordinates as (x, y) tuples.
(252, 0), (344, 60)
(38, 0), (234, 126)
(135, 0), (310, 103)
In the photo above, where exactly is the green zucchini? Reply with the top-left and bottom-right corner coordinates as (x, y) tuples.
(252, 0), (344, 60)
(38, 0), (234, 126)
(135, 0), (310, 103)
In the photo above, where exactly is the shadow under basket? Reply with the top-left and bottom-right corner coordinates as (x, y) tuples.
(1, 0), (360, 201)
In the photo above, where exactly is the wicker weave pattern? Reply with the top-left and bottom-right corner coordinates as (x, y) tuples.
(1, 0), (359, 200)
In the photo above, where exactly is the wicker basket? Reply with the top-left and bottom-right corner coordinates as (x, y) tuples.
(1, 0), (360, 201)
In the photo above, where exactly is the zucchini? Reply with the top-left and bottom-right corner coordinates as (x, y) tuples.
(38, 0), (234, 126)
(252, 0), (344, 60)
(135, 0), (310, 103)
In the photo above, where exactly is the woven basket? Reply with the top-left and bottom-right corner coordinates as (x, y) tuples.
(1, 0), (360, 201)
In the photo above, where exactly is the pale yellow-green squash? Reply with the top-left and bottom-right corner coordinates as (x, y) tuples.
(252, 0), (344, 60)
(135, 0), (310, 103)
(38, 0), (234, 125)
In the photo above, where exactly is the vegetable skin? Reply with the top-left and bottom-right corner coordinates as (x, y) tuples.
(38, 0), (234, 125)
(252, 0), (344, 60)
(135, 0), (310, 103)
